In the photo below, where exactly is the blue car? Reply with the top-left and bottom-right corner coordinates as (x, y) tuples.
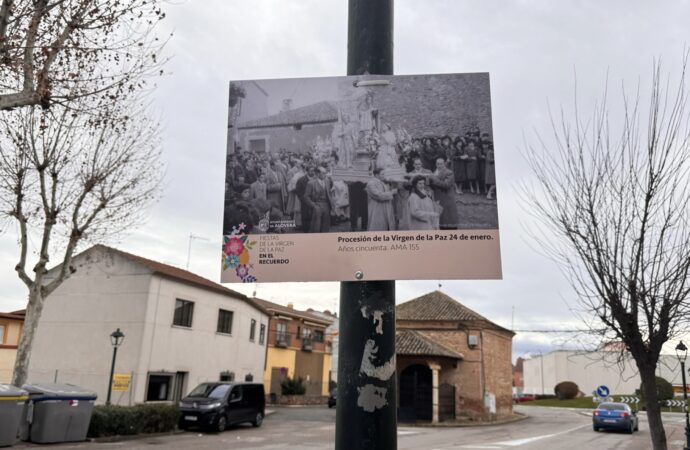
(592, 402), (639, 433)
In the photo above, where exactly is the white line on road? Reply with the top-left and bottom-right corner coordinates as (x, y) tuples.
(491, 424), (589, 447)
(436, 423), (591, 449)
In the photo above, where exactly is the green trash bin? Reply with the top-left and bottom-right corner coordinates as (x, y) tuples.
(20, 384), (97, 444)
(0, 385), (28, 447)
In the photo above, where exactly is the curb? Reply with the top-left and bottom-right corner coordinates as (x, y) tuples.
(408, 412), (529, 428)
(15, 410), (279, 447)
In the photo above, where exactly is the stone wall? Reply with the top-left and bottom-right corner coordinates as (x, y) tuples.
(266, 394), (328, 406)
(337, 73), (494, 139)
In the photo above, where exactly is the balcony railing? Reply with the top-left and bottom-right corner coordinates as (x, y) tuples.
(302, 337), (313, 352)
(275, 333), (291, 348)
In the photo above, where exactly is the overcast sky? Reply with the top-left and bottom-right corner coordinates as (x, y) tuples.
(1, 0), (689, 359)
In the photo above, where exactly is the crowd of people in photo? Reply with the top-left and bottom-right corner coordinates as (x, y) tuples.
(223, 125), (495, 235)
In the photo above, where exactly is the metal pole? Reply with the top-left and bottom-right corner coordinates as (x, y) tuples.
(337, 281), (397, 450)
(106, 346), (118, 405)
(337, 3), (395, 449)
(682, 360), (689, 450)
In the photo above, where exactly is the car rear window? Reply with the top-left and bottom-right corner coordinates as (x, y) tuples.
(598, 403), (627, 411)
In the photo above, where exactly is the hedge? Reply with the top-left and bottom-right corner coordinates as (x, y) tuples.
(88, 404), (180, 438)
(554, 381), (579, 400)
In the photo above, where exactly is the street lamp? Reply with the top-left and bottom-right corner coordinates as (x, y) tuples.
(675, 340), (689, 450)
(106, 328), (125, 405)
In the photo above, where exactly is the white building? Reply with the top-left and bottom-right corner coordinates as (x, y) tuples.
(27, 245), (269, 405)
(523, 350), (684, 396)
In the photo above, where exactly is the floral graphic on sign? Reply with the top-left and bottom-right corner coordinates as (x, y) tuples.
(222, 223), (257, 282)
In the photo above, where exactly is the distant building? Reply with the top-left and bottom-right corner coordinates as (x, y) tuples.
(396, 291), (514, 423)
(253, 299), (333, 397)
(512, 357), (525, 395)
(236, 101), (339, 155)
(26, 245), (269, 405)
(0, 310), (25, 383)
(522, 350), (684, 396)
(307, 309), (339, 386)
(228, 81), (270, 154)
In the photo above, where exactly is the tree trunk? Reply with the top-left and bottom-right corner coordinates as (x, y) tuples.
(11, 287), (46, 386)
(640, 363), (667, 450)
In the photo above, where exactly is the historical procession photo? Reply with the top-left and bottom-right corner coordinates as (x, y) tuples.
(223, 73), (499, 236)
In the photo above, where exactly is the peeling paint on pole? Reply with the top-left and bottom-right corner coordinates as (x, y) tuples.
(357, 384), (388, 412)
(360, 339), (396, 381)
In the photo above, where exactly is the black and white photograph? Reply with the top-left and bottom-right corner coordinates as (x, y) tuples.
(222, 73), (498, 236)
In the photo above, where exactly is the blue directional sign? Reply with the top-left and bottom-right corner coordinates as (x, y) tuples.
(596, 385), (610, 398)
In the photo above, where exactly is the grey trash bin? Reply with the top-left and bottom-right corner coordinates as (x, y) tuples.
(0, 385), (28, 447)
(20, 384), (97, 444)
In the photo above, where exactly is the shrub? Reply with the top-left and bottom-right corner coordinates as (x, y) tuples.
(639, 376), (674, 402)
(554, 381), (579, 400)
(281, 376), (306, 395)
(88, 404), (180, 438)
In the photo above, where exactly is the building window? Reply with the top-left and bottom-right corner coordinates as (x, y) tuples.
(313, 330), (324, 343)
(146, 372), (187, 402)
(302, 327), (312, 339)
(220, 371), (235, 382)
(250, 319), (256, 341)
(173, 299), (194, 328)
(276, 323), (287, 340)
(217, 309), (234, 334)
(259, 324), (266, 345)
(0, 324), (5, 344)
(146, 374), (172, 401)
(245, 373), (254, 382)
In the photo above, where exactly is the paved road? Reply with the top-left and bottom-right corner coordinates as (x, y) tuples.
(17, 405), (690, 449)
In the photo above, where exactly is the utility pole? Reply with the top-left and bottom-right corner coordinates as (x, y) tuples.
(336, 1), (396, 450)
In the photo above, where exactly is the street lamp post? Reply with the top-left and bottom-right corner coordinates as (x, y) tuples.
(675, 341), (689, 450)
(106, 328), (125, 405)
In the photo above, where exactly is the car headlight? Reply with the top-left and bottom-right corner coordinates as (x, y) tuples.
(199, 402), (222, 410)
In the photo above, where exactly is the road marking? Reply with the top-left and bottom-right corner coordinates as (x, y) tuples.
(398, 429), (420, 436)
(493, 424), (589, 447)
(442, 423), (590, 449)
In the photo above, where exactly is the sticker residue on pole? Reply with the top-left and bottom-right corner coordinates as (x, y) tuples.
(357, 384), (388, 412)
(360, 339), (396, 380)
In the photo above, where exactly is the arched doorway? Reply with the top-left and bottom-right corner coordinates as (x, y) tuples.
(399, 364), (432, 422)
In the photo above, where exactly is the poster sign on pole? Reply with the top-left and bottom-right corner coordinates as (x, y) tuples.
(221, 73), (502, 283)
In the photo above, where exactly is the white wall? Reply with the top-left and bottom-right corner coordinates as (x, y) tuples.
(135, 275), (268, 400)
(523, 350), (685, 396)
(28, 247), (268, 405)
(28, 248), (151, 405)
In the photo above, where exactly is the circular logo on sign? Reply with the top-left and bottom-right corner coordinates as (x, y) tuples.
(258, 212), (270, 233)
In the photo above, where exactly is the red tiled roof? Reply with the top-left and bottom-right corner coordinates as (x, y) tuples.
(396, 329), (463, 359)
(251, 297), (332, 326)
(397, 290), (512, 334)
(86, 245), (269, 316)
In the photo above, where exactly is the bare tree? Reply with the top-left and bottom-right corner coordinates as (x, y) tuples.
(0, 99), (163, 386)
(522, 61), (690, 450)
(0, 0), (166, 110)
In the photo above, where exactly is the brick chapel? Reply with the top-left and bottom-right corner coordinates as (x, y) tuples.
(395, 291), (514, 423)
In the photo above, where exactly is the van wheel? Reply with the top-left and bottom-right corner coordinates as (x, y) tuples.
(252, 412), (264, 427)
(216, 414), (227, 432)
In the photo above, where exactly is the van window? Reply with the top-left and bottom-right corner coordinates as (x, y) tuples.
(229, 386), (243, 402)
